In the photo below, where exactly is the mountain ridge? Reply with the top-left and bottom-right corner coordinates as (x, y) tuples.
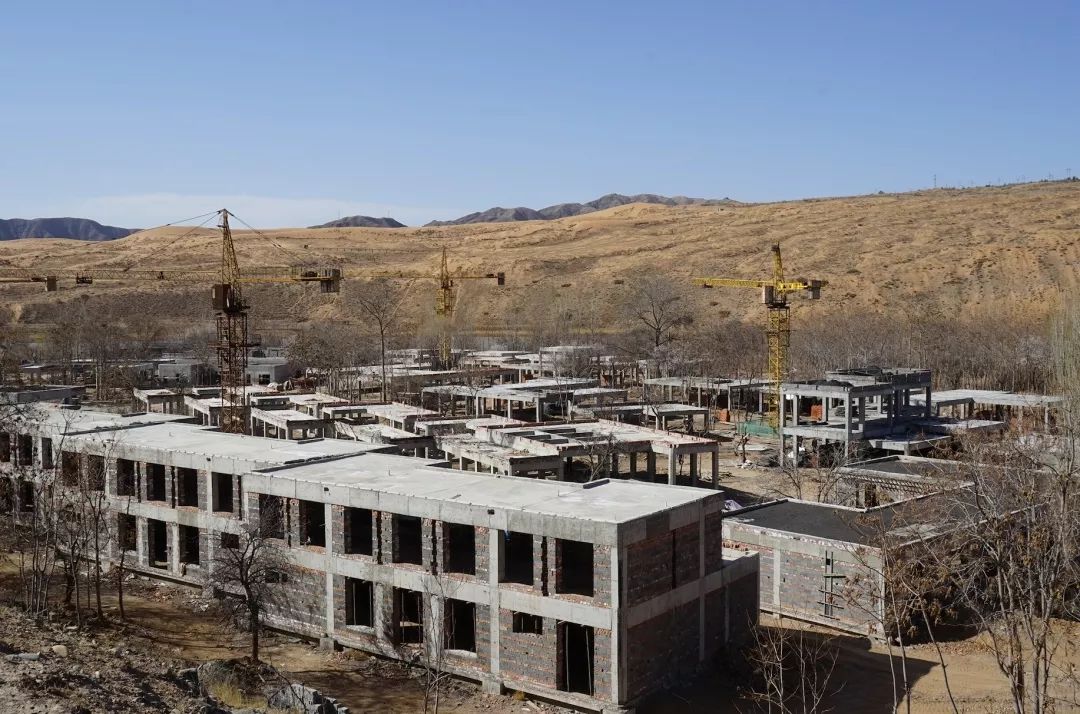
(0, 217), (136, 241)
(308, 216), (406, 229)
(425, 192), (736, 226)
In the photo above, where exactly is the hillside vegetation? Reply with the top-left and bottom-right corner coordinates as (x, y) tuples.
(0, 182), (1077, 335)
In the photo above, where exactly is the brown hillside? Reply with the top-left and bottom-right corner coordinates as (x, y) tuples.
(1, 182), (1077, 335)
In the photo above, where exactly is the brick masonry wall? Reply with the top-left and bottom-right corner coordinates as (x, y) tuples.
(331, 574), (380, 650)
(422, 518), (436, 573)
(474, 526), (489, 581)
(379, 512), (393, 566)
(703, 569), (759, 655)
(534, 535), (546, 594)
(331, 505), (344, 554)
(197, 469), (208, 512)
(288, 498), (300, 547)
(499, 609), (558, 688)
(443, 601), (491, 675)
(140, 517), (171, 569)
(726, 570), (759, 645)
(590, 627), (612, 702)
(625, 532), (672, 606)
(266, 565), (326, 637)
(724, 531), (880, 634)
(592, 544), (611, 606)
(233, 474), (244, 519)
(704, 510), (724, 575)
(377, 581), (396, 643)
(625, 600), (699, 702)
(673, 523), (700, 587)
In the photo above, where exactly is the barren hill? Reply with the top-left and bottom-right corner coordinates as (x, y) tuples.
(308, 216), (405, 229)
(425, 192), (734, 226)
(1, 182), (1077, 335)
(0, 217), (135, 241)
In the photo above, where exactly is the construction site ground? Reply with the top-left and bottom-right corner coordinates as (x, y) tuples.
(3, 543), (1070, 713)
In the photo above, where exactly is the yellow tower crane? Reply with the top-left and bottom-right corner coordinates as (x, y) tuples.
(0, 208), (341, 434)
(694, 244), (825, 428)
(353, 247), (505, 370)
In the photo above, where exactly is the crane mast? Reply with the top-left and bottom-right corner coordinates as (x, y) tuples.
(694, 244), (825, 429)
(435, 247), (456, 369)
(211, 209), (253, 434)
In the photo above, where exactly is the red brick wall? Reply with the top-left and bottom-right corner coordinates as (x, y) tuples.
(625, 600), (699, 701)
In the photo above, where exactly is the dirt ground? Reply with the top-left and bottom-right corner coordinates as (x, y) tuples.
(4, 553), (1068, 713)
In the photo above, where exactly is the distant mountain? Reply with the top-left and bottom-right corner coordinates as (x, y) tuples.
(426, 193), (735, 226)
(0, 217), (136, 241)
(428, 207), (546, 226)
(309, 215), (406, 229)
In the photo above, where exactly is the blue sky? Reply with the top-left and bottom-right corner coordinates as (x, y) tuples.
(1, 1), (1076, 227)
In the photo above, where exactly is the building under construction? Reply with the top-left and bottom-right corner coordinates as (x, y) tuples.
(0, 404), (759, 713)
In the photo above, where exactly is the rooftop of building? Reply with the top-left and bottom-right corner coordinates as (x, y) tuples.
(839, 455), (971, 479)
(63, 418), (379, 468)
(911, 389), (1064, 408)
(726, 499), (883, 545)
(29, 406), (191, 435)
(250, 408), (324, 425)
(725, 484), (986, 547)
(270, 452), (719, 525)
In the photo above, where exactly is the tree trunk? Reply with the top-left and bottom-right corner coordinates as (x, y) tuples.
(380, 327), (388, 402)
(250, 606), (260, 662)
(116, 559), (125, 620)
(93, 526), (103, 618)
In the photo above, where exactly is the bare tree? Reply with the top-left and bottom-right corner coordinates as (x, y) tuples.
(744, 614), (840, 714)
(581, 432), (620, 483)
(349, 280), (410, 402)
(621, 276), (694, 353)
(212, 506), (289, 662)
(775, 446), (856, 503)
(422, 577), (465, 714)
(842, 500), (960, 714)
(0, 307), (30, 385)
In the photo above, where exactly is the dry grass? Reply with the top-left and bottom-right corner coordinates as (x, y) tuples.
(1, 181), (1077, 331)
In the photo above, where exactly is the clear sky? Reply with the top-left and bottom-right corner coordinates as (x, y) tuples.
(2, 1), (1077, 227)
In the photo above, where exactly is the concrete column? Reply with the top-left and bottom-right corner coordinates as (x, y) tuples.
(667, 447), (678, 486)
(858, 396), (866, 431)
(487, 528), (501, 678)
(535, 399), (543, 422)
(778, 394), (787, 468)
(844, 394), (853, 459)
(609, 453), (619, 479)
(168, 522), (180, 574)
(711, 446), (719, 489)
(629, 452), (637, 477)
(324, 502), (335, 637)
(136, 516), (147, 565)
(689, 453), (698, 484)
(647, 452), (656, 480)
(924, 386), (932, 418)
